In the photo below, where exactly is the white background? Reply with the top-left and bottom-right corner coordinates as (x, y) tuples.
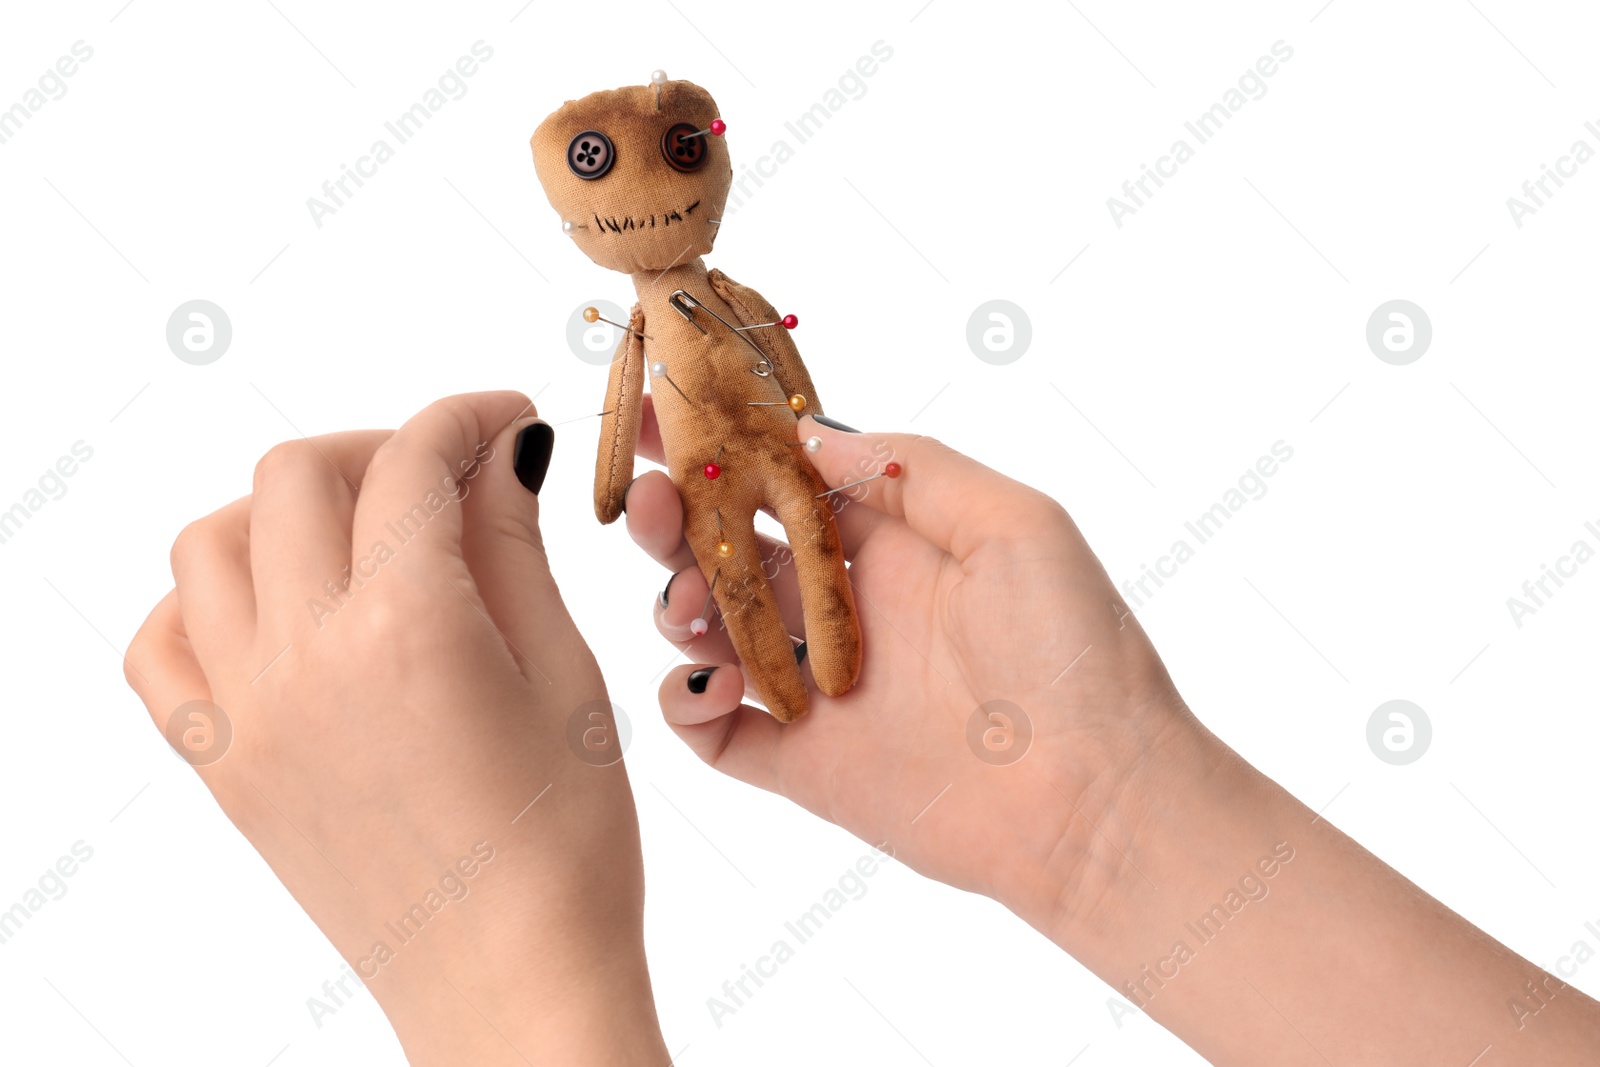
(2, 1), (1598, 1064)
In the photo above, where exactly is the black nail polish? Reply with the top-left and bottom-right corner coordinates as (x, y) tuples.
(794, 641), (808, 665)
(622, 476), (639, 515)
(687, 667), (716, 694)
(660, 572), (677, 608)
(513, 422), (554, 494)
(812, 414), (860, 433)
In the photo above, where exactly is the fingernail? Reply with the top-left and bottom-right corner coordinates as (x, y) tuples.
(660, 572), (677, 608)
(812, 414), (860, 433)
(622, 476), (639, 514)
(794, 641), (808, 665)
(513, 422), (554, 494)
(687, 667), (717, 694)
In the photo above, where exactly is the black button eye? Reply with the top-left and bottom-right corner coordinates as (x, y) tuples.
(660, 122), (708, 172)
(567, 130), (614, 179)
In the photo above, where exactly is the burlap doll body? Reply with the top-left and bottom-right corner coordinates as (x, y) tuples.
(531, 78), (861, 722)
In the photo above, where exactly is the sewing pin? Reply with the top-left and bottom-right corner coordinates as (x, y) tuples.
(712, 508), (735, 559)
(648, 360), (690, 401)
(690, 569), (720, 636)
(562, 219), (588, 236)
(704, 444), (724, 480)
(651, 69), (668, 109)
(815, 463), (902, 500)
(733, 314), (798, 331)
(583, 306), (645, 338)
(746, 394), (809, 413)
(678, 119), (727, 141)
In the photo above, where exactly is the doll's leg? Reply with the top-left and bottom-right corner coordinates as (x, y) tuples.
(682, 499), (810, 723)
(770, 479), (862, 699)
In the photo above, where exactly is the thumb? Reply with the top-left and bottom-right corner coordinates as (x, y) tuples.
(798, 415), (1054, 561)
(456, 414), (568, 659)
(659, 663), (784, 794)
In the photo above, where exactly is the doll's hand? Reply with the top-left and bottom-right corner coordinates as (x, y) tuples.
(125, 392), (667, 1067)
(625, 405), (1194, 938)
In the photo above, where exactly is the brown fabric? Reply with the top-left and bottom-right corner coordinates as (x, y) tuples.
(594, 303), (645, 524)
(531, 80), (862, 721)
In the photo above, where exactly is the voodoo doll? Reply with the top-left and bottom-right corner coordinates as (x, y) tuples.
(530, 73), (869, 723)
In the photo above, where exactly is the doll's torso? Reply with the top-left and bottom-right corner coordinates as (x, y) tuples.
(631, 259), (805, 483)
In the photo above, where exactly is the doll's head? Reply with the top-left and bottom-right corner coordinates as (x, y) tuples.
(531, 77), (731, 276)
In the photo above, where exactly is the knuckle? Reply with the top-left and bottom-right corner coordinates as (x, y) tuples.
(434, 390), (533, 431)
(169, 516), (213, 573)
(122, 646), (153, 706)
(252, 439), (318, 492)
(1016, 488), (1073, 535)
(342, 585), (432, 658)
(362, 433), (405, 480)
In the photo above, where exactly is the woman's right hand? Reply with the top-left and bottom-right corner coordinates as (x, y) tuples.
(626, 404), (1600, 1067)
(623, 404), (1198, 939)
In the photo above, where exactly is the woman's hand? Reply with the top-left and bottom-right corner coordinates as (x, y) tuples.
(626, 405), (1600, 1066)
(124, 392), (668, 1067)
(624, 403), (1191, 933)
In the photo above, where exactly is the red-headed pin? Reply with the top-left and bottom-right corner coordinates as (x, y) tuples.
(734, 313), (798, 332)
(815, 462), (902, 500)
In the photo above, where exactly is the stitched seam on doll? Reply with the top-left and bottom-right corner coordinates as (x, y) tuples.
(602, 316), (640, 512)
(708, 271), (783, 373)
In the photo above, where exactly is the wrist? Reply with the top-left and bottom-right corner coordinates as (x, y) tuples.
(356, 837), (669, 1065)
(993, 699), (1258, 958)
(379, 937), (668, 1066)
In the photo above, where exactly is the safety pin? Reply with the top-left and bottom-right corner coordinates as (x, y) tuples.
(667, 291), (708, 335)
(667, 289), (782, 381)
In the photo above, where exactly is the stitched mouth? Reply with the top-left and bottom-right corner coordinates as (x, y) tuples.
(593, 199), (701, 234)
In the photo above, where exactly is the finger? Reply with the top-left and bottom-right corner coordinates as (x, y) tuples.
(125, 589), (216, 748)
(659, 663), (783, 792)
(250, 430), (392, 626)
(169, 496), (256, 665)
(623, 470), (695, 572)
(798, 415), (1061, 562)
(658, 564), (822, 705)
(351, 392), (536, 588)
(456, 415), (588, 685)
(655, 563), (740, 661)
(791, 419), (886, 550)
(638, 393), (665, 466)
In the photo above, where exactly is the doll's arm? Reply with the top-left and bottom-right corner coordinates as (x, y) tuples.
(594, 303), (646, 524)
(707, 269), (824, 416)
